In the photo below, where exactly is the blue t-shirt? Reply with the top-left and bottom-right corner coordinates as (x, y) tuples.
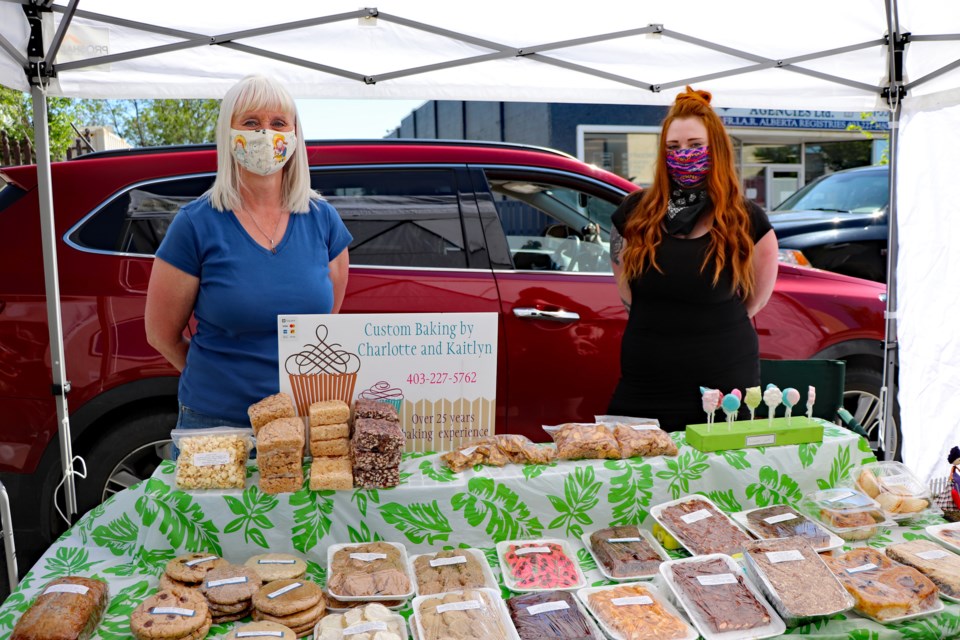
(156, 196), (352, 423)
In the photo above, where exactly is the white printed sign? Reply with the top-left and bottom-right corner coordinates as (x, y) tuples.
(278, 313), (498, 452)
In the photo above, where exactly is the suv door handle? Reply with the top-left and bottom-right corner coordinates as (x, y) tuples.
(513, 308), (580, 322)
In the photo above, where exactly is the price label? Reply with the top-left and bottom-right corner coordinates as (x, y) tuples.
(184, 556), (219, 567)
(43, 584), (90, 596)
(151, 607), (195, 616)
(430, 556), (468, 567)
(460, 446), (479, 456)
(259, 559), (297, 565)
(766, 550), (804, 563)
(192, 450), (232, 466)
(763, 513), (798, 525)
(267, 582), (302, 599)
(526, 601), (570, 615)
(437, 600), (482, 613)
(606, 537), (642, 543)
(344, 622), (389, 635)
(612, 596), (653, 606)
(629, 425), (660, 431)
(746, 434), (776, 446)
(236, 633), (285, 638)
(681, 509), (712, 524)
(350, 553), (388, 562)
(206, 576), (248, 588)
(916, 549), (950, 560)
(824, 490), (856, 504)
(696, 573), (737, 586)
(845, 563), (877, 574)
(515, 546), (552, 555)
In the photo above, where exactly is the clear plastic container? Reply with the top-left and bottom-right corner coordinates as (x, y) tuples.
(731, 505), (843, 552)
(741, 537), (853, 627)
(312, 602), (408, 640)
(657, 554), (786, 640)
(323, 592), (407, 613)
(413, 587), (520, 640)
(408, 548), (498, 596)
(849, 461), (940, 521)
(326, 542), (415, 601)
(649, 494), (752, 556)
(926, 521), (960, 554)
(496, 539), (586, 592)
(172, 427), (253, 490)
(885, 539), (960, 603)
(506, 590), (605, 640)
(576, 582), (697, 640)
(580, 527), (669, 581)
(800, 488), (892, 541)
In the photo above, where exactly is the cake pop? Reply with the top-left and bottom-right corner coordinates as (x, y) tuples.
(763, 384), (782, 427)
(721, 393), (741, 429)
(782, 387), (801, 423)
(744, 386), (762, 421)
(806, 386), (816, 420)
(700, 387), (720, 426)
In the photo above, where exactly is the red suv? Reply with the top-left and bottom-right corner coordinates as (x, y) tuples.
(0, 140), (888, 548)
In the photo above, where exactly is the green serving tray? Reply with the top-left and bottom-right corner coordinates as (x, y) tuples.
(685, 416), (824, 452)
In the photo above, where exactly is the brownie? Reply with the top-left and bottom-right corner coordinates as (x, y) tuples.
(353, 449), (402, 471)
(354, 465), (400, 489)
(352, 418), (404, 452)
(354, 399), (400, 422)
(507, 591), (592, 640)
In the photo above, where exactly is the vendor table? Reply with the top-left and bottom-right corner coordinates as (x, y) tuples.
(0, 423), (957, 639)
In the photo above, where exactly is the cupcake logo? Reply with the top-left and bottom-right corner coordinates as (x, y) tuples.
(285, 324), (361, 414)
(359, 381), (404, 413)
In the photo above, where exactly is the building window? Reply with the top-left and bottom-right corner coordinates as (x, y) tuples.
(578, 126), (660, 185)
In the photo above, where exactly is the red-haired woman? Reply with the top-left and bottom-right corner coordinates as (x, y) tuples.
(608, 87), (779, 431)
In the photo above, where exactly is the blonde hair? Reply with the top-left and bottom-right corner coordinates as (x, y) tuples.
(207, 75), (318, 213)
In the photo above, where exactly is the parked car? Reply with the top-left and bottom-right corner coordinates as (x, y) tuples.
(770, 165), (889, 282)
(0, 140), (893, 567)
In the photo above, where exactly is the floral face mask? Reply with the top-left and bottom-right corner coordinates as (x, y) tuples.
(230, 128), (296, 176)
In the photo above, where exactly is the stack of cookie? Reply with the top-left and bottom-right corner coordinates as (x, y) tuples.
(227, 621), (296, 640)
(257, 418), (305, 494)
(351, 399), (404, 488)
(244, 553), (307, 584)
(252, 579), (326, 639)
(199, 565), (262, 624)
(308, 399), (354, 490)
(130, 589), (210, 640)
(161, 553), (228, 595)
(248, 392), (297, 435)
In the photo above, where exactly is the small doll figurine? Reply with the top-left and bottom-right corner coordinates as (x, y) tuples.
(950, 446), (960, 511)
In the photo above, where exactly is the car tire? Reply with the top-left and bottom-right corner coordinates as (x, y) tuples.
(844, 366), (901, 460)
(73, 409), (176, 516)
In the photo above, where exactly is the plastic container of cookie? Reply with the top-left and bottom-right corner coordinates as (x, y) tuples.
(649, 494), (752, 556)
(413, 587), (521, 640)
(506, 590), (605, 640)
(847, 461), (940, 522)
(409, 548), (498, 596)
(799, 488), (893, 541)
(658, 554), (786, 640)
(731, 505), (844, 552)
(576, 582), (697, 640)
(312, 601), (409, 640)
(172, 427), (253, 490)
(326, 542), (415, 602)
(323, 592), (407, 613)
(496, 539), (587, 592)
(579, 526), (669, 581)
(926, 521), (960, 554)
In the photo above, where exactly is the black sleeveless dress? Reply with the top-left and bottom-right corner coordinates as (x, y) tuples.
(608, 191), (773, 431)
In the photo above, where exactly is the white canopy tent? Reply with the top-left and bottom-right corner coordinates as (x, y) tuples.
(0, 0), (958, 521)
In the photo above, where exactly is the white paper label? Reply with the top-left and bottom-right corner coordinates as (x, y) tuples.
(460, 446), (479, 456)
(43, 584), (90, 596)
(746, 434), (776, 446)
(151, 607), (195, 616)
(696, 573), (737, 586)
(184, 555), (219, 567)
(606, 537), (642, 543)
(764, 513), (798, 525)
(880, 473), (911, 486)
(192, 450), (232, 466)
(612, 596), (654, 606)
(845, 563), (877, 574)
(437, 600), (482, 613)
(629, 425), (659, 431)
(916, 549), (950, 560)
(236, 633), (285, 638)
(430, 556), (468, 567)
(766, 550), (805, 563)
(267, 582), (302, 598)
(344, 622), (389, 635)
(824, 490), (856, 504)
(515, 546), (552, 555)
(681, 509), (712, 524)
(206, 576), (248, 588)
(526, 601), (570, 615)
(258, 559), (298, 565)
(350, 553), (388, 562)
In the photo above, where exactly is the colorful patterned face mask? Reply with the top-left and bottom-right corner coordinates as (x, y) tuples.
(666, 145), (711, 187)
(230, 128), (296, 176)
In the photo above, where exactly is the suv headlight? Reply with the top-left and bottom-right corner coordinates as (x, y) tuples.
(777, 248), (812, 267)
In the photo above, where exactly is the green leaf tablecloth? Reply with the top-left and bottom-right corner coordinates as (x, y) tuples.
(1, 423), (958, 639)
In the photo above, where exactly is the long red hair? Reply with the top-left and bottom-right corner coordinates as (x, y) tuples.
(620, 87), (755, 298)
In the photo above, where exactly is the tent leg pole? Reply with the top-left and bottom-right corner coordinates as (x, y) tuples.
(883, 100), (900, 461)
(30, 85), (77, 520)
(0, 481), (18, 593)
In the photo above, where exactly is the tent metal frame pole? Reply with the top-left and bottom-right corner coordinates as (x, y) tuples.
(0, 481), (18, 592)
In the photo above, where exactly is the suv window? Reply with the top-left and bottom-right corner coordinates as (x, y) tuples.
(483, 171), (617, 273)
(312, 169), (467, 269)
(776, 169), (888, 213)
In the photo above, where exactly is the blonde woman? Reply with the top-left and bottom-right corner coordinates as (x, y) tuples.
(146, 75), (351, 433)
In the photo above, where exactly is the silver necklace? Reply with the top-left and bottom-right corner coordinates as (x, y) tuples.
(243, 209), (284, 254)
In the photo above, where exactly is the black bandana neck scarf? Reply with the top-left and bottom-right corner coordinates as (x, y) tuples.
(664, 183), (711, 236)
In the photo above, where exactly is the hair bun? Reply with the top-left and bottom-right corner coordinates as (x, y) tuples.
(676, 86), (712, 106)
